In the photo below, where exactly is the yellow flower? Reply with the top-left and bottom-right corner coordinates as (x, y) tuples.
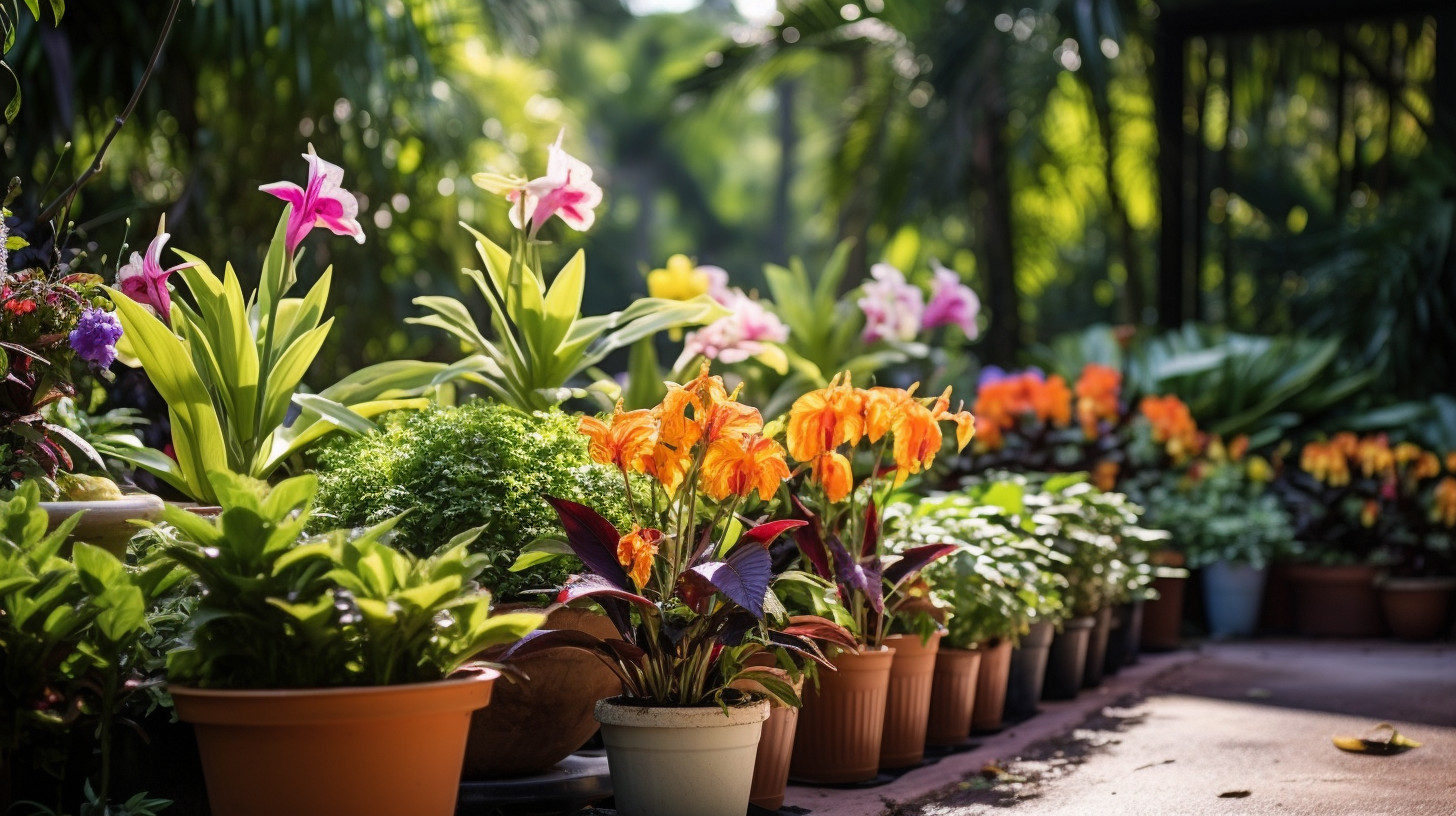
(701, 434), (790, 502)
(579, 404), (658, 475)
(1434, 477), (1456, 527)
(617, 525), (662, 589)
(647, 254), (710, 301)
(890, 399), (943, 483)
(1359, 499), (1380, 528)
(1246, 455), (1274, 483)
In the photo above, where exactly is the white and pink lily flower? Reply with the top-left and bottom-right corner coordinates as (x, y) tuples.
(259, 144), (365, 255)
(921, 260), (981, 338)
(507, 130), (604, 237)
(117, 218), (198, 325)
(857, 262), (924, 343)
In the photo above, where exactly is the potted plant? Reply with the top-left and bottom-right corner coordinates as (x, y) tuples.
(1135, 441), (1296, 638)
(1374, 452), (1456, 641)
(781, 374), (970, 780)
(509, 364), (852, 816)
(886, 484), (1065, 742)
(156, 470), (542, 816)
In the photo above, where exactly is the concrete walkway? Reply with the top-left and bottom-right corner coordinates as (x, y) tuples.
(787, 641), (1456, 816)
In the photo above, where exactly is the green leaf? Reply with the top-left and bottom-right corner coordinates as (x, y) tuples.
(540, 249), (586, 354)
(290, 393), (377, 435)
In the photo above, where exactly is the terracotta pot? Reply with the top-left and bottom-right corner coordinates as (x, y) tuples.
(970, 637), (1013, 733)
(596, 697), (768, 816)
(1082, 605), (1113, 688)
(789, 646), (894, 784)
(41, 493), (166, 558)
(1379, 577), (1456, 641)
(1288, 564), (1384, 638)
(171, 672), (496, 816)
(879, 632), (941, 769)
(739, 653), (804, 811)
(1141, 576), (1186, 651)
(1004, 620), (1054, 720)
(462, 606), (622, 778)
(1043, 616), (1094, 700)
(925, 646), (982, 747)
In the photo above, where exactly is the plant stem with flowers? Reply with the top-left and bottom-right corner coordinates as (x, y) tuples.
(511, 362), (854, 709)
(783, 373), (976, 647)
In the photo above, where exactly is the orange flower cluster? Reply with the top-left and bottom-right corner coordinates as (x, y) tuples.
(786, 374), (975, 502)
(1435, 477), (1456, 527)
(1074, 364), (1121, 440)
(617, 525), (662, 588)
(1300, 433), (1443, 490)
(579, 362), (789, 503)
(971, 371), (1071, 451)
(1138, 394), (1200, 464)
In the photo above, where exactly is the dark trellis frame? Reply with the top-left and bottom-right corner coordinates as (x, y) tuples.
(1153, 0), (1456, 328)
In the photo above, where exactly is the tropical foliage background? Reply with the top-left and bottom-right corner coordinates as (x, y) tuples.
(1, 0), (1449, 412)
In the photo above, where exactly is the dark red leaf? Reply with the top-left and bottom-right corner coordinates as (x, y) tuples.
(882, 543), (958, 589)
(767, 630), (837, 669)
(782, 615), (860, 651)
(545, 496), (632, 590)
(861, 500), (880, 559)
(789, 495), (832, 579)
(689, 544), (772, 618)
(741, 519), (808, 548)
(555, 574), (655, 610)
(676, 570), (717, 615)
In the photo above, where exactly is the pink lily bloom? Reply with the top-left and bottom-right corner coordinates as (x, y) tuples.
(259, 145), (365, 255)
(678, 289), (789, 367)
(922, 260), (981, 338)
(508, 130), (603, 237)
(117, 222), (198, 325)
(858, 263), (924, 343)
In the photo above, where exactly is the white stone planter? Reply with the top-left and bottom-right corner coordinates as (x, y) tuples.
(594, 696), (770, 816)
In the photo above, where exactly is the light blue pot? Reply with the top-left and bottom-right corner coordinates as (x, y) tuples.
(1203, 561), (1268, 638)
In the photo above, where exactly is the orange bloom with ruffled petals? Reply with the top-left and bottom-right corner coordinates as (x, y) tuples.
(864, 385), (914, 443)
(655, 384), (703, 452)
(580, 404), (658, 474)
(1092, 460), (1120, 491)
(1074, 364), (1121, 439)
(810, 451), (855, 503)
(786, 373), (865, 462)
(699, 398), (763, 444)
(1139, 394), (1200, 463)
(617, 525), (663, 588)
(1030, 375), (1073, 427)
(701, 434), (790, 501)
(891, 399), (944, 482)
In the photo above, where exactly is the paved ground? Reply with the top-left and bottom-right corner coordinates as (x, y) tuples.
(888, 641), (1456, 816)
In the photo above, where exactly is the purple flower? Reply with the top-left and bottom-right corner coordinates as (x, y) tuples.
(857, 263), (924, 343)
(69, 307), (123, 369)
(921, 261), (980, 338)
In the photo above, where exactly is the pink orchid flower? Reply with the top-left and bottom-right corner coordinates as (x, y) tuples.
(507, 130), (604, 237)
(678, 289), (789, 367)
(858, 263), (924, 343)
(922, 260), (981, 338)
(259, 144), (365, 255)
(117, 221), (198, 325)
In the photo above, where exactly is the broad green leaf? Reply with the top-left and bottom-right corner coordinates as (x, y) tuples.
(290, 393), (377, 435)
(257, 320), (333, 449)
(541, 249), (586, 354)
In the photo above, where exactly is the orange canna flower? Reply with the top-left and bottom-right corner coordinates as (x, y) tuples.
(927, 385), (975, 452)
(810, 451), (855, 503)
(1228, 435), (1250, 462)
(699, 398), (763, 444)
(700, 434), (790, 502)
(1355, 435), (1394, 478)
(1092, 460), (1120, 491)
(654, 384), (703, 452)
(579, 404), (658, 474)
(1139, 394), (1199, 463)
(1332, 432), (1359, 458)
(1434, 477), (1456, 527)
(864, 385), (914, 443)
(642, 441), (693, 493)
(786, 373), (865, 461)
(1074, 364), (1121, 439)
(891, 399), (944, 483)
(1359, 499), (1380, 528)
(681, 360), (731, 410)
(1394, 441), (1423, 466)
(1030, 375), (1073, 427)
(617, 525), (663, 589)
(1446, 452), (1456, 474)
(1413, 451), (1441, 482)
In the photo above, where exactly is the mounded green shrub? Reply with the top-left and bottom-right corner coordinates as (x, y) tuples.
(313, 401), (632, 602)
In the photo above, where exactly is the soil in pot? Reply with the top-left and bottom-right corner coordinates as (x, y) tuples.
(1141, 575), (1186, 651)
(926, 646), (982, 747)
(879, 632), (941, 769)
(172, 672), (496, 816)
(789, 646), (895, 784)
(1288, 564), (1384, 638)
(1043, 615), (1095, 700)
(462, 606), (622, 778)
(1003, 621), (1054, 721)
(1379, 577), (1456, 641)
(970, 638), (1013, 734)
(595, 697), (769, 816)
(1082, 605), (1113, 689)
(1203, 561), (1268, 638)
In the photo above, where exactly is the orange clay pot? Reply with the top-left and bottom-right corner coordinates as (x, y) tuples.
(879, 632), (941, 768)
(925, 646), (983, 747)
(171, 672), (496, 816)
(789, 646), (894, 783)
(970, 637), (1013, 733)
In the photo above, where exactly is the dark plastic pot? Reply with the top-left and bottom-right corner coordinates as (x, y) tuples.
(1106, 599), (1144, 671)
(1082, 605), (1114, 688)
(1043, 616), (1095, 700)
(1141, 576), (1186, 651)
(1288, 564), (1384, 638)
(1003, 621), (1054, 720)
(1203, 561), (1267, 638)
(1379, 577), (1456, 641)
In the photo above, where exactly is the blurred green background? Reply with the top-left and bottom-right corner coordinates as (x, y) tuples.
(3, 0), (1452, 401)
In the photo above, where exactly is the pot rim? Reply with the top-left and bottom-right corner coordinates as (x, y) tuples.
(595, 695), (770, 728)
(1379, 575), (1456, 592)
(169, 670), (499, 699)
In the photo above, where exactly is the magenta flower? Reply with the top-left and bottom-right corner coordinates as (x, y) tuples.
(259, 145), (365, 255)
(507, 130), (603, 237)
(117, 224), (198, 325)
(677, 290), (789, 367)
(857, 263), (924, 343)
(921, 260), (980, 338)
